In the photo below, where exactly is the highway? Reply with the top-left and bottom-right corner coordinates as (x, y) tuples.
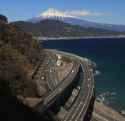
(46, 49), (94, 121)
(35, 58), (80, 113)
(34, 49), (95, 121)
(43, 61), (79, 105)
(63, 57), (94, 121)
(30, 49), (125, 121)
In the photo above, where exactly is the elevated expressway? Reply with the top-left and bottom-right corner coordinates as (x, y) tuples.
(35, 50), (95, 121)
(35, 57), (80, 113)
(63, 58), (94, 121)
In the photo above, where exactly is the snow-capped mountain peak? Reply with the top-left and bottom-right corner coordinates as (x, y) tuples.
(39, 8), (75, 19)
(28, 8), (125, 32)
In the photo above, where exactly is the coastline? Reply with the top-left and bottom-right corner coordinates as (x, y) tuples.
(34, 35), (125, 41)
(42, 38), (125, 112)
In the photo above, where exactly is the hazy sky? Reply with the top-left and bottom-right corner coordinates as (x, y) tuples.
(0, 0), (125, 25)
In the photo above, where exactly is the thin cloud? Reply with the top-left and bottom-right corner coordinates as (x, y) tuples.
(40, 8), (109, 18)
(64, 10), (109, 18)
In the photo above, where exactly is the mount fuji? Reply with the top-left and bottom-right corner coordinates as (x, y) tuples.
(28, 8), (125, 32)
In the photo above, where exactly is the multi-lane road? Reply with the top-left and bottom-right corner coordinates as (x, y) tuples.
(34, 49), (95, 121)
(35, 58), (80, 113)
(31, 49), (125, 121)
(62, 52), (94, 121)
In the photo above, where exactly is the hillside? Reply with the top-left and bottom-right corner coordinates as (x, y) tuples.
(0, 15), (43, 97)
(12, 19), (125, 37)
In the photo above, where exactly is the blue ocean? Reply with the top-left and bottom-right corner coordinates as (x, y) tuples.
(42, 38), (125, 111)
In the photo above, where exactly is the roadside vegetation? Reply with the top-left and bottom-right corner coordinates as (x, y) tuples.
(0, 15), (43, 97)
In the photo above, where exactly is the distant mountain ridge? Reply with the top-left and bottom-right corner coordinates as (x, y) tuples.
(12, 19), (125, 37)
(28, 8), (125, 32)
